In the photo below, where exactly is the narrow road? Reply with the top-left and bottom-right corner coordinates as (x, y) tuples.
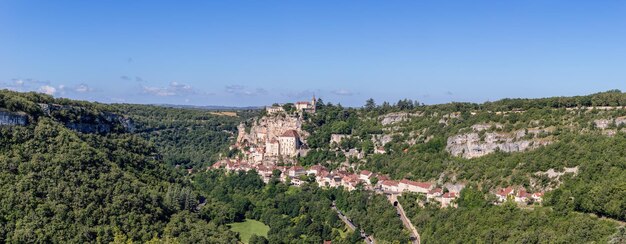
(331, 201), (375, 244)
(387, 194), (421, 244)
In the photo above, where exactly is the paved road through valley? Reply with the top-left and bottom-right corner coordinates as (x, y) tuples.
(331, 201), (375, 244)
(387, 194), (421, 244)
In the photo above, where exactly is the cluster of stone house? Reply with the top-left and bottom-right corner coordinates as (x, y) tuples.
(380, 179), (463, 207)
(495, 187), (544, 204)
(211, 159), (464, 208)
(264, 129), (302, 157)
(238, 128), (307, 162)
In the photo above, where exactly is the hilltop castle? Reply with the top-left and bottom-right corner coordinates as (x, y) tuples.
(266, 96), (316, 115)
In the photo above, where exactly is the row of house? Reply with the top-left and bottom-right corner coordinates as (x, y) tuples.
(212, 159), (544, 208)
(495, 187), (544, 204)
(380, 179), (464, 207)
(212, 159), (463, 207)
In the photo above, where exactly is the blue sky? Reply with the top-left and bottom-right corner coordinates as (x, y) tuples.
(1, 1), (625, 107)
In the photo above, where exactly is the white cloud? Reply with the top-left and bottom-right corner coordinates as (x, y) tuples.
(74, 83), (93, 93)
(38, 85), (57, 95)
(225, 85), (268, 96)
(142, 81), (196, 97)
(332, 89), (355, 96)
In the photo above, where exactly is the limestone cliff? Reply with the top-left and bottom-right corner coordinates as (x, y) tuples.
(0, 110), (28, 126)
(446, 125), (553, 159)
(379, 112), (423, 126)
(237, 114), (309, 146)
(39, 103), (135, 134)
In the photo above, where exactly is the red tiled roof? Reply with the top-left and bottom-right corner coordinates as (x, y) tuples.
(290, 166), (304, 171)
(442, 192), (458, 198)
(516, 189), (531, 198)
(381, 180), (399, 186)
(281, 130), (300, 138)
(311, 165), (327, 171)
(400, 179), (432, 189)
(360, 170), (372, 176)
(377, 175), (390, 181)
(497, 187), (515, 196)
(428, 188), (443, 194)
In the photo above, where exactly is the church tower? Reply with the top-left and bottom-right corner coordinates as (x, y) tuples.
(311, 95), (316, 112)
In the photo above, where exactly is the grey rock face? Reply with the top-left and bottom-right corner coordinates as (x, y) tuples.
(0, 111), (28, 126)
(594, 119), (613, 129)
(38, 103), (134, 133)
(379, 112), (423, 126)
(446, 126), (552, 159)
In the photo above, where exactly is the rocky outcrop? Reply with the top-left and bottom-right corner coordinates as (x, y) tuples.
(471, 123), (503, 131)
(237, 115), (308, 146)
(0, 110), (28, 126)
(38, 103), (135, 134)
(371, 134), (393, 146)
(330, 134), (351, 145)
(379, 112), (422, 126)
(438, 112), (461, 125)
(593, 117), (626, 131)
(594, 119), (612, 129)
(446, 126), (552, 159)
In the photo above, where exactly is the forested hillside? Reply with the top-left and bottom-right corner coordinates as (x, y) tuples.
(192, 170), (410, 243)
(0, 90), (239, 242)
(113, 104), (258, 169)
(2, 89), (625, 243)
(301, 91), (626, 221)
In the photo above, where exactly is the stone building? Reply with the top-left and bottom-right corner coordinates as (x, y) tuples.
(266, 106), (284, 115)
(279, 130), (300, 157)
(295, 96), (316, 113)
(265, 138), (280, 156)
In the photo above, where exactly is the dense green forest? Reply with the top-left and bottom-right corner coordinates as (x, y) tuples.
(2, 89), (625, 243)
(399, 188), (619, 243)
(114, 104), (258, 169)
(0, 90), (407, 243)
(302, 90), (626, 223)
(0, 91), (238, 242)
(193, 170), (410, 243)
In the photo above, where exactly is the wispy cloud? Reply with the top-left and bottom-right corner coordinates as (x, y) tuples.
(120, 75), (131, 81)
(332, 89), (355, 96)
(1, 78), (52, 93)
(38, 85), (57, 95)
(142, 81), (198, 97)
(282, 90), (318, 99)
(446, 91), (454, 96)
(74, 83), (93, 93)
(225, 85), (268, 96)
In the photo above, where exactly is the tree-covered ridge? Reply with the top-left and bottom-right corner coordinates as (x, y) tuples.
(399, 187), (619, 243)
(299, 90), (626, 223)
(2, 89), (625, 242)
(0, 90), (240, 243)
(0, 118), (238, 243)
(113, 104), (259, 169)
